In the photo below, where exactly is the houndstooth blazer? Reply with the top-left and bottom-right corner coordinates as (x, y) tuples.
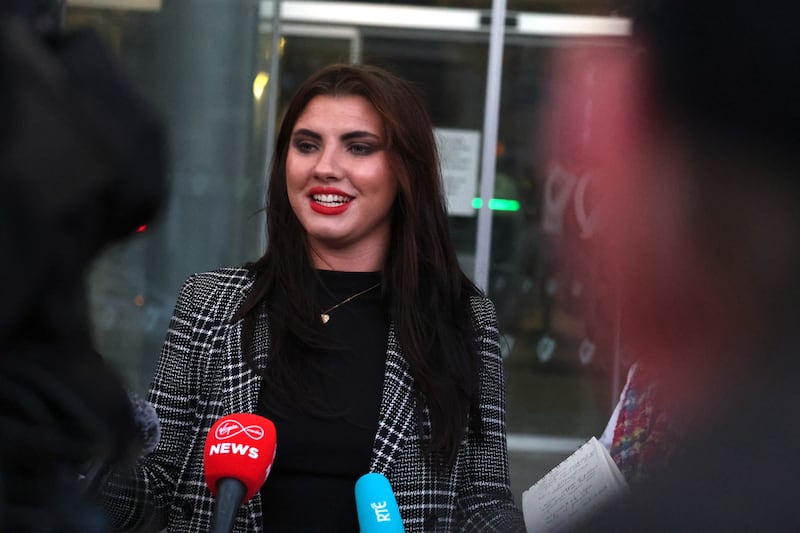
(102, 267), (525, 532)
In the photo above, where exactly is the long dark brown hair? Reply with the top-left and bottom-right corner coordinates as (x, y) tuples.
(233, 63), (482, 464)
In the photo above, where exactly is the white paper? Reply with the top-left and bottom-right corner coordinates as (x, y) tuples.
(522, 437), (629, 533)
(434, 128), (481, 217)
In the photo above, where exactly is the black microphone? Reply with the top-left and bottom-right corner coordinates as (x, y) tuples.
(79, 392), (161, 493)
(127, 392), (161, 455)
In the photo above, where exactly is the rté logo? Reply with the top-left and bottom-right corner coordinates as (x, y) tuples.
(371, 501), (392, 522)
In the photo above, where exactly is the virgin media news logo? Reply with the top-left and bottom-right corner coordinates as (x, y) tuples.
(215, 419), (265, 441)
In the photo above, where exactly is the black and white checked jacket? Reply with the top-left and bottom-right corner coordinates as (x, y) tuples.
(103, 267), (525, 532)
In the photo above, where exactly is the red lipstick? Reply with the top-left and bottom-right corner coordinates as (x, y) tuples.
(308, 187), (353, 215)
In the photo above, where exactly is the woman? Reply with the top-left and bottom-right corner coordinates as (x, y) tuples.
(599, 361), (682, 485)
(102, 63), (524, 532)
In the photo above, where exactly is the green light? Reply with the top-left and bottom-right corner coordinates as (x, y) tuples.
(471, 198), (520, 212)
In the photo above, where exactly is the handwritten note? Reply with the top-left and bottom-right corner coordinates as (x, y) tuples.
(522, 437), (629, 532)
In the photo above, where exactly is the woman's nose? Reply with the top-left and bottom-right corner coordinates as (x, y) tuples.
(312, 146), (341, 180)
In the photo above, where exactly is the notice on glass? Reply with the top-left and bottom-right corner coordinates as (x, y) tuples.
(435, 128), (481, 217)
(522, 437), (629, 533)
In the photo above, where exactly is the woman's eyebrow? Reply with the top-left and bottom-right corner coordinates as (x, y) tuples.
(292, 128), (381, 142)
(292, 128), (321, 140)
(341, 130), (380, 141)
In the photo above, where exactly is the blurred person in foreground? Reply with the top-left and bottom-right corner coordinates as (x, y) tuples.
(545, 0), (800, 530)
(0, 0), (167, 531)
(100, 63), (524, 532)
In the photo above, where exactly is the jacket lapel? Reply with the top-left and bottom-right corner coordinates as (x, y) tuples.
(370, 323), (417, 474)
(219, 307), (269, 415)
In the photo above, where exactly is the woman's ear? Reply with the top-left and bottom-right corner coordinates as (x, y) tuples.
(543, 41), (704, 355)
(546, 40), (649, 180)
(542, 39), (658, 261)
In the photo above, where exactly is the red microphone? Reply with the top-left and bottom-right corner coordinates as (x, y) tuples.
(203, 413), (277, 533)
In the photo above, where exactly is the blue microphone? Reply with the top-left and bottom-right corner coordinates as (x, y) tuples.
(355, 472), (405, 533)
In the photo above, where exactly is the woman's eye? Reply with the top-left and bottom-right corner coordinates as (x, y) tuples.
(349, 144), (373, 155)
(294, 140), (317, 153)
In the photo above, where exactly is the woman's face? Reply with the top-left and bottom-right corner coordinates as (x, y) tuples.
(286, 95), (398, 270)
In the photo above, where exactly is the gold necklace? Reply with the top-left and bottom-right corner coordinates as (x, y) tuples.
(320, 282), (380, 324)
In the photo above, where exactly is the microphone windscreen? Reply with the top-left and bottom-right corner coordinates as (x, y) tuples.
(355, 472), (405, 533)
(203, 413), (277, 502)
(128, 392), (160, 455)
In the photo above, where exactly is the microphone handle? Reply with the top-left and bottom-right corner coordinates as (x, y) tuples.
(209, 477), (247, 533)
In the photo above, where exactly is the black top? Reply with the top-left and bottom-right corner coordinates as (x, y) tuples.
(258, 270), (389, 532)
